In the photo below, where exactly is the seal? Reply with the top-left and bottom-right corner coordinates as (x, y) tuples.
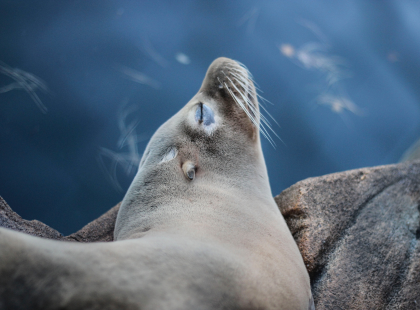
(0, 57), (314, 310)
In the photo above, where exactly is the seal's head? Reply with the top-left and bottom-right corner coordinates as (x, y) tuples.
(115, 57), (275, 240)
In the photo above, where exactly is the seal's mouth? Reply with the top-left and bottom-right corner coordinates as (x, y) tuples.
(217, 59), (278, 147)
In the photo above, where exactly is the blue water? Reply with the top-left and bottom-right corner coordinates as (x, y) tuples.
(1, 1), (419, 235)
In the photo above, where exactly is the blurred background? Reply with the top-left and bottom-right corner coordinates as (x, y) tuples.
(1, 0), (419, 235)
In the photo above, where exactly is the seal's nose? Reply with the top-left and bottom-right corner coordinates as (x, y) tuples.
(200, 57), (259, 125)
(199, 58), (277, 147)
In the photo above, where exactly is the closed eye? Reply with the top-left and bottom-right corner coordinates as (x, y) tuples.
(195, 103), (215, 126)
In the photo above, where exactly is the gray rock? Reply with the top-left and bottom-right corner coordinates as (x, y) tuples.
(0, 196), (119, 242)
(275, 159), (420, 310)
(0, 196), (63, 239)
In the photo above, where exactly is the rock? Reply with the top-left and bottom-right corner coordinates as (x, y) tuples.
(0, 196), (119, 242)
(275, 159), (420, 310)
(1, 160), (419, 308)
(0, 196), (63, 239)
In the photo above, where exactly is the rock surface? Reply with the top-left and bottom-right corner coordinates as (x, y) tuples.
(1, 160), (419, 309)
(275, 159), (420, 310)
(0, 196), (63, 240)
(0, 196), (119, 242)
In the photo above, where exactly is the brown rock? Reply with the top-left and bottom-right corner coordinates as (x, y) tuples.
(275, 159), (420, 310)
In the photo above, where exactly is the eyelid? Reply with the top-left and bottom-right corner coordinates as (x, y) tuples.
(195, 102), (204, 124)
(195, 103), (215, 126)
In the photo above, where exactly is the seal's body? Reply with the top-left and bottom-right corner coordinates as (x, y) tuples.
(0, 58), (313, 309)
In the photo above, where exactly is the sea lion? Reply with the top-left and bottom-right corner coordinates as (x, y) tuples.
(0, 57), (314, 309)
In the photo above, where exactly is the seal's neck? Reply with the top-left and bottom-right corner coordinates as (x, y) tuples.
(114, 147), (276, 241)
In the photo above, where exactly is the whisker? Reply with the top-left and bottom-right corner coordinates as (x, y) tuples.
(224, 77), (276, 147)
(222, 62), (280, 147)
(218, 62), (282, 148)
(224, 75), (258, 126)
(224, 81), (258, 127)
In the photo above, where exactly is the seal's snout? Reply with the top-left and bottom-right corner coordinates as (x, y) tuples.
(201, 57), (260, 130)
(196, 58), (277, 146)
